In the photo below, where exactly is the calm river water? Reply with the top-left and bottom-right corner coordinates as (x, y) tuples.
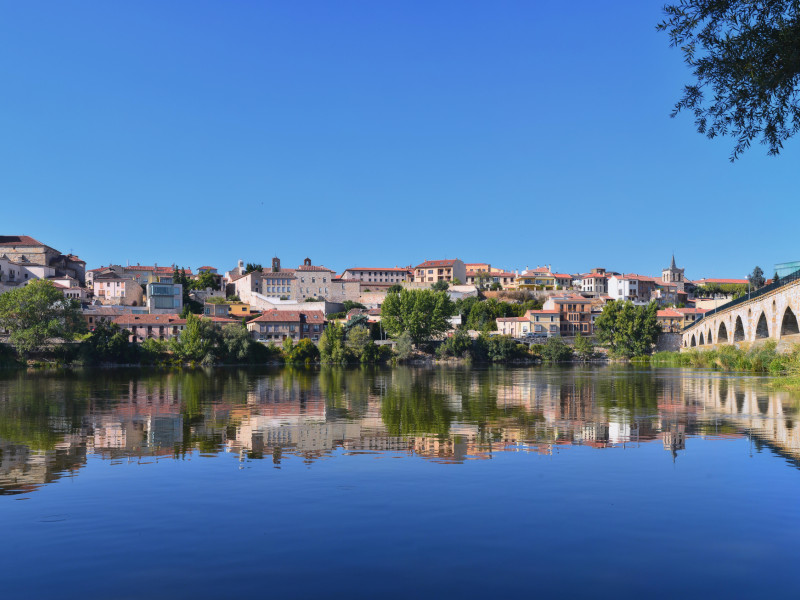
(1, 366), (799, 598)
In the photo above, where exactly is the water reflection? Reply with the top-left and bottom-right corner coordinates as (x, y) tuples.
(1, 366), (799, 495)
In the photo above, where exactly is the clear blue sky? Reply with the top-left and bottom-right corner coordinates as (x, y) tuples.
(1, 1), (795, 280)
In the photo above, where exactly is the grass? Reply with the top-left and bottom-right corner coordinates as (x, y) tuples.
(651, 341), (800, 376)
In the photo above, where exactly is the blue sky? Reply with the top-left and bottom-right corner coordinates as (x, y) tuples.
(1, 1), (795, 279)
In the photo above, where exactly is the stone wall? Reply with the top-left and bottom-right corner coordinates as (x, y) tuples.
(655, 333), (681, 352)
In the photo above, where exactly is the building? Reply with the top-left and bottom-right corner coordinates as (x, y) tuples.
(247, 310), (326, 343)
(543, 294), (594, 336)
(466, 269), (517, 289)
(496, 316), (529, 337)
(607, 274), (658, 303)
(0, 235), (86, 284)
(339, 267), (411, 289)
(114, 314), (187, 342)
(293, 258), (338, 300)
(92, 273), (144, 306)
(516, 265), (571, 290)
(674, 306), (707, 329)
(145, 280), (183, 313)
(662, 255), (686, 293)
(580, 270), (610, 295)
(527, 309), (561, 337)
(657, 308), (684, 332)
(412, 259), (467, 284)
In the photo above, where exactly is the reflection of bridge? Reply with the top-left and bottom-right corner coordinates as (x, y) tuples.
(682, 273), (800, 349)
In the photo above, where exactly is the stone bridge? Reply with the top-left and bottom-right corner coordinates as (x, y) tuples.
(681, 278), (800, 350)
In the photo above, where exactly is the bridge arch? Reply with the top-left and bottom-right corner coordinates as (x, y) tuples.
(690, 334), (696, 347)
(781, 306), (800, 337)
(699, 332), (705, 345)
(718, 321), (729, 343)
(733, 316), (745, 342)
(755, 312), (770, 340)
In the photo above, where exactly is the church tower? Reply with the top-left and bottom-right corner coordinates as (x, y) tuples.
(662, 254), (685, 292)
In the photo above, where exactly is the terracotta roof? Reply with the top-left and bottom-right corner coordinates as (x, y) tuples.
(552, 273), (572, 279)
(344, 267), (410, 272)
(693, 278), (749, 285)
(260, 271), (295, 279)
(415, 259), (460, 269)
(658, 309), (683, 318)
(248, 310), (324, 323)
(526, 309), (560, 315)
(675, 307), (708, 315)
(0, 235), (46, 246)
(296, 264), (335, 272)
(526, 267), (551, 274)
(497, 316), (528, 322)
(114, 314), (186, 326)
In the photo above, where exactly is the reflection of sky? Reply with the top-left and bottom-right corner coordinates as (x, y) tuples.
(2, 368), (800, 596)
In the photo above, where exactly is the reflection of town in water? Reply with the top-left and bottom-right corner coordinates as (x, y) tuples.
(1, 367), (799, 495)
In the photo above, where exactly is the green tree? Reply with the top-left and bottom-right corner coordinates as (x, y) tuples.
(573, 332), (595, 361)
(0, 280), (85, 355)
(346, 324), (371, 358)
(387, 284), (403, 294)
(319, 321), (347, 363)
(473, 271), (492, 291)
(466, 300), (497, 331)
(245, 263), (262, 274)
(431, 280), (449, 292)
(171, 313), (219, 363)
(220, 324), (252, 362)
(658, 1), (800, 160)
(749, 266), (766, 289)
(290, 338), (320, 363)
(437, 329), (473, 358)
(774, 271), (781, 285)
(594, 300), (661, 358)
(80, 321), (136, 364)
(381, 288), (455, 345)
(395, 331), (413, 361)
(540, 337), (573, 362)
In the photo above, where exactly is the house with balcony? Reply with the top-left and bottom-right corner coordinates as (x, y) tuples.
(412, 259), (466, 284)
(543, 294), (594, 336)
(114, 313), (187, 342)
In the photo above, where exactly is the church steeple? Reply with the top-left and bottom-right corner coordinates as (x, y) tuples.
(670, 253), (677, 269)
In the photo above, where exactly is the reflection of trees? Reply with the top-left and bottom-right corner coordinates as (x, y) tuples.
(381, 370), (454, 437)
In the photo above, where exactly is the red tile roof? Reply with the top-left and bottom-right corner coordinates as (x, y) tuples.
(344, 267), (411, 272)
(114, 314), (186, 326)
(0, 235), (46, 246)
(415, 259), (460, 269)
(675, 307), (708, 315)
(657, 309), (683, 318)
(693, 278), (749, 285)
(296, 264), (335, 272)
(248, 310), (325, 323)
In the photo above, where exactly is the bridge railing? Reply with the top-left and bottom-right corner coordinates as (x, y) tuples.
(683, 267), (800, 332)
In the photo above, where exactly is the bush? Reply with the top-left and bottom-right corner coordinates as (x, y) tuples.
(437, 329), (473, 358)
(541, 337), (573, 362)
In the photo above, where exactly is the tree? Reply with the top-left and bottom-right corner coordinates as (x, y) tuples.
(80, 321), (137, 364)
(381, 288), (455, 345)
(0, 280), (85, 355)
(774, 271), (781, 285)
(171, 313), (219, 363)
(658, 1), (800, 160)
(220, 324), (252, 362)
(319, 321), (347, 362)
(431, 280), (449, 292)
(594, 300), (661, 358)
(451, 278), (462, 286)
(192, 271), (218, 291)
(540, 337), (573, 362)
(749, 266), (766, 289)
(473, 271), (492, 290)
(573, 332), (595, 361)
(290, 338), (320, 363)
(346, 324), (372, 357)
(387, 284), (403, 294)
(245, 263), (262, 274)
(394, 331), (413, 361)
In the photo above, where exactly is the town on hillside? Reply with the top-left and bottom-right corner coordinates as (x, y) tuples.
(0, 234), (776, 346)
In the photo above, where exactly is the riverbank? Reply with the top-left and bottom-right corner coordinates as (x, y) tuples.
(650, 341), (800, 387)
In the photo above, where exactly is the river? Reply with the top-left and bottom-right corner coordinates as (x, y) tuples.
(1, 366), (799, 598)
